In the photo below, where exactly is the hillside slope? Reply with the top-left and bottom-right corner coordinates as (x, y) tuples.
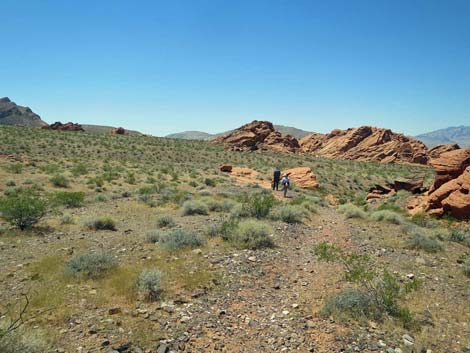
(416, 126), (470, 148)
(0, 97), (48, 127)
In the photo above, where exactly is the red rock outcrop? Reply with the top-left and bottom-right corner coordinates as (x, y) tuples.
(428, 148), (470, 192)
(300, 126), (428, 164)
(428, 144), (460, 159)
(219, 165), (233, 172)
(110, 127), (126, 135)
(426, 166), (470, 219)
(213, 121), (300, 153)
(43, 121), (84, 131)
(284, 167), (319, 188)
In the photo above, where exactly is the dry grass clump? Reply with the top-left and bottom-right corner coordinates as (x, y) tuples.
(337, 203), (367, 219)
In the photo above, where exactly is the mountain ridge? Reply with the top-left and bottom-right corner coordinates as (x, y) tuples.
(416, 126), (470, 148)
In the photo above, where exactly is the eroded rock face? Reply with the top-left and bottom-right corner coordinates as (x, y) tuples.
(0, 97), (48, 128)
(428, 144), (460, 159)
(428, 148), (470, 192)
(426, 166), (470, 219)
(110, 127), (126, 135)
(300, 126), (428, 164)
(284, 167), (319, 188)
(213, 121), (300, 153)
(43, 121), (84, 131)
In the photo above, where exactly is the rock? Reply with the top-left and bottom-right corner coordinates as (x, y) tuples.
(43, 121), (84, 131)
(219, 165), (233, 172)
(300, 126), (428, 164)
(393, 175), (425, 193)
(108, 307), (122, 315)
(212, 120), (300, 153)
(156, 343), (170, 353)
(110, 127), (126, 135)
(428, 143), (460, 159)
(283, 167), (319, 188)
(428, 148), (470, 192)
(0, 97), (48, 128)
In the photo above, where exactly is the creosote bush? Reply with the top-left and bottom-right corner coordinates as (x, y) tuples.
(242, 192), (275, 219)
(181, 200), (209, 216)
(65, 252), (117, 279)
(85, 216), (117, 231)
(409, 231), (444, 253)
(0, 189), (47, 230)
(337, 203), (367, 219)
(137, 268), (163, 300)
(53, 191), (85, 208)
(369, 210), (405, 225)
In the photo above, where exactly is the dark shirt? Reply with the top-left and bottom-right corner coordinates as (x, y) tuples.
(273, 169), (281, 181)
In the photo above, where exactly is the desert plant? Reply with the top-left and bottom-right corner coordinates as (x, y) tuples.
(145, 230), (163, 243)
(462, 256), (470, 277)
(314, 242), (419, 326)
(450, 229), (470, 246)
(409, 232), (444, 253)
(0, 189), (47, 230)
(159, 229), (206, 250)
(85, 216), (117, 231)
(65, 252), (117, 279)
(137, 268), (163, 300)
(156, 214), (176, 228)
(5, 179), (16, 187)
(181, 200), (209, 216)
(337, 203), (367, 219)
(49, 174), (69, 188)
(60, 213), (75, 224)
(369, 210), (405, 225)
(230, 220), (273, 249)
(270, 205), (305, 224)
(53, 191), (85, 208)
(244, 192), (275, 219)
(0, 325), (49, 353)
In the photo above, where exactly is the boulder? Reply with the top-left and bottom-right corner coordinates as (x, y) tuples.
(393, 175), (425, 193)
(426, 166), (470, 219)
(44, 121), (84, 131)
(300, 126), (429, 165)
(212, 120), (300, 153)
(219, 165), (233, 172)
(283, 167), (319, 188)
(428, 143), (460, 159)
(428, 148), (470, 192)
(110, 127), (126, 135)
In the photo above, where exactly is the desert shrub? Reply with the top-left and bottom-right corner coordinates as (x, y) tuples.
(181, 200), (208, 216)
(93, 194), (107, 203)
(322, 288), (373, 319)
(65, 252), (117, 279)
(49, 174), (69, 188)
(146, 230), (163, 243)
(337, 203), (367, 219)
(137, 268), (162, 300)
(239, 192), (275, 219)
(0, 325), (49, 353)
(60, 213), (75, 224)
(85, 216), (117, 231)
(230, 203), (251, 218)
(5, 179), (16, 187)
(205, 223), (219, 237)
(462, 256), (470, 277)
(410, 213), (439, 228)
(159, 229), (206, 250)
(230, 220), (273, 249)
(369, 210), (405, 225)
(53, 191), (85, 208)
(71, 163), (88, 176)
(270, 205), (305, 224)
(156, 214), (176, 228)
(450, 229), (470, 246)
(204, 178), (216, 187)
(314, 242), (419, 327)
(0, 189), (47, 230)
(4, 163), (23, 174)
(409, 232), (444, 253)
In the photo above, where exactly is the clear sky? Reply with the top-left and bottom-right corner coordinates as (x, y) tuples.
(1, 0), (469, 136)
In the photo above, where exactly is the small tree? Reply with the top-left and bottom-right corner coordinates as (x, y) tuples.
(0, 189), (47, 230)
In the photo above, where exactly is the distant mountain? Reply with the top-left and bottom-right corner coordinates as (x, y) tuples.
(165, 131), (215, 140)
(416, 126), (470, 148)
(165, 125), (311, 140)
(0, 97), (48, 127)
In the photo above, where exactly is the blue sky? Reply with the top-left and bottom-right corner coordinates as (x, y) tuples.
(1, 0), (469, 136)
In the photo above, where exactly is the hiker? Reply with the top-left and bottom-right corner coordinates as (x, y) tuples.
(272, 167), (281, 190)
(281, 173), (290, 198)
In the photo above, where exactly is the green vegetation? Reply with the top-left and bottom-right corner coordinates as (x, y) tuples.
(337, 203), (367, 219)
(0, 189), (47, 230)
(65, 252), (117, 279)
(181, 200), (209, 216)
(228, 220), (273, 250)
(49, 174), (69, 188)
(53, 191), (85, 208)
(137, 268), (163, 300)
(156, 214), (176, 228)
(158, 229), (206, 250)
(85, 216), (117, 231)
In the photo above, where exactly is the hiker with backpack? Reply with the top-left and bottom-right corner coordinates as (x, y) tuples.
(272, 167), (281, 190)
(281, 174), (290, 198)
